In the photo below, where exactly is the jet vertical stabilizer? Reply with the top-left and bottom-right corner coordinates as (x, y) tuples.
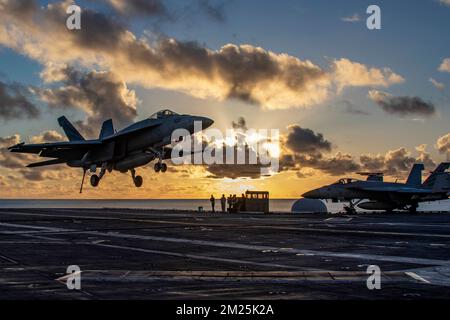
(58, 116), (85, 141)
(99, 119), (114, 139)
(406, 164), (424, 187)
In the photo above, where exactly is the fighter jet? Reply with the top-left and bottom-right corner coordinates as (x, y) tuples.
(8, 109), (214, 192)
(302, 162), (450, 213)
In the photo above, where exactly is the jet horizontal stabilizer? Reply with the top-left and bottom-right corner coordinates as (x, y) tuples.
(27, 158), (67, 167)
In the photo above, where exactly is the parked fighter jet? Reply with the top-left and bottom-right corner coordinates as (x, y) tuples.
(302, 162), (450, 213)
(8, 109), (214, 192)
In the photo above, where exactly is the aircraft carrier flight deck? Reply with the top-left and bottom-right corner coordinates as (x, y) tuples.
(1, 208), (450, 299)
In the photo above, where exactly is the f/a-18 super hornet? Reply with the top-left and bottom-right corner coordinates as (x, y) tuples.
(8, 109), (214, 192)
(302, 162), (450, 213)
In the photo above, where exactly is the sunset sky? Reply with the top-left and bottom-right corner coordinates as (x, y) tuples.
(1, 0), (450, 199)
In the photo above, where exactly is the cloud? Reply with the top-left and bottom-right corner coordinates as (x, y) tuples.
(231, 117), (248, 130)
(341, 13), (360, 23)
(438, 58), (450, 73)
(439, 0), (450, 7)
(30, 130), (65, 143)
(0, 133), (73, 182)
(415, 144), (436, 170)
(333, 59), (404, 92)
(295, 152), (361, 176)
(104, 0), (167, 17)
(0, 0), (404, 110)
(436, 133), (450, 154)
(360, 147), (420, 175)
(37, 65), (138, 137)
(0, 80), (40, 120)
(0, 134), (31, 169)
(368, 90), (436, 117)
(429, 77), (445, 91)
(284, 125), (331, 155)
(281, 125), (438, 178)
(279, 125), (360, 176)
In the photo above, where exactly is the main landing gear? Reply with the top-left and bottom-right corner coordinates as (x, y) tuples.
(130, 168), (143, 187)
(90, 163), (107, 187)
(151, 149), (167, 173)
(408, 202), (418, 214)
(154, 162), (167, 173)
(343, 199), (363, 214)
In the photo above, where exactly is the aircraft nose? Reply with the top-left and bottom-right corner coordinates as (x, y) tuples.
(302, 189), (321, 199)
(200, 116), (214, 129)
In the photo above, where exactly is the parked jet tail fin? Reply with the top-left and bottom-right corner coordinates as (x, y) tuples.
(406, 163), (424, 187)
(423, 162), (450, 188)
(99, 119), (114, 139)
(57, 116), (85, 141)
(432, 173), (450, 193)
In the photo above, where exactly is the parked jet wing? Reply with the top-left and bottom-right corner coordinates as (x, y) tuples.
(8, 140), (102, 154)
(349, 186), (431, 194)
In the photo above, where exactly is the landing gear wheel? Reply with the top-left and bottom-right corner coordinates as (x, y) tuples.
(154, 163), (161, 172)
(343, 206), (356, 214)
(90, 174), (100, 187)
(160, 163), (167, 173)
(134, 175), (143, 188)
(409, 203), (418, 214)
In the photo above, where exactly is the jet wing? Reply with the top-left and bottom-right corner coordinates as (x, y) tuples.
(101, 119), (162, 142)
(349, 186), (431, 194)
(8, 140), (102, 154)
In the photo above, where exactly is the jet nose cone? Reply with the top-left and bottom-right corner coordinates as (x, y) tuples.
(302, 189), (320, 199)
(201, 117), (214, 129)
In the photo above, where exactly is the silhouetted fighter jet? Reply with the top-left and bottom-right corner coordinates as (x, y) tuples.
(302, 162), (450, 213)
(9, 109), (213, 192)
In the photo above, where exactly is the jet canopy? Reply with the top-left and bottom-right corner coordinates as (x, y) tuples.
(149, 109), (178, 119)
(333, 178), (360, 185)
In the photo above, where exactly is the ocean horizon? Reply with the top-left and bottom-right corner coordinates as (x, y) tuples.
(1, 198), (449, 213)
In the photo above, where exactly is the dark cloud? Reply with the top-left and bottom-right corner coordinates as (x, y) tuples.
(294, 152), (360, 176)
(0, 81), (40, 120)
(285, 125), (331, 155)
(0, 0), (37, 19)
(0, 1), (329, 109)
(205, 144), (272, 179)
(369, 90), (436, 117)
(38, 66), (138, 138)
(0, 1), (403, 110)
(206, 163), (267, 179)
(360, 147), (416, 176)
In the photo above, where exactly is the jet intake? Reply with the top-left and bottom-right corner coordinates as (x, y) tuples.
(114, 152), (155, 172)
(357, 201), (397, 211)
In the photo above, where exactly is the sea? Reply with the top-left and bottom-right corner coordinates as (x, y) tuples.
(0, 199), (449, 213)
